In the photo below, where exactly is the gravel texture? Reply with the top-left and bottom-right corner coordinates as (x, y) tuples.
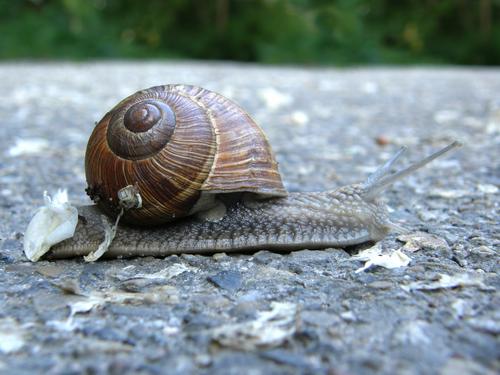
(0, 62), (499, 374)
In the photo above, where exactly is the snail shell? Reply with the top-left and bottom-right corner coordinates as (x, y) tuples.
(85, 84), (287, 225)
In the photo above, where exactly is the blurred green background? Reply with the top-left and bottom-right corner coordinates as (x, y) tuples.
(1, 0), (498, 65)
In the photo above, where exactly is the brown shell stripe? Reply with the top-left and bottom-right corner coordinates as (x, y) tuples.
(174, 85), (287, 196)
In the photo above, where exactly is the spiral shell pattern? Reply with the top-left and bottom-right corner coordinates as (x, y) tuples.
(85, 84), (286, 225)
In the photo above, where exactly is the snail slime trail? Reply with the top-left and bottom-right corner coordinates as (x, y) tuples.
(24, 84), (462, 261)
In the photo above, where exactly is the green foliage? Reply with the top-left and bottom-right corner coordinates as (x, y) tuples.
(0, 0), (498, 64)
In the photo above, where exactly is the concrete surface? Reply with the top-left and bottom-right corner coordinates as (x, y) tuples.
(0, 62), (498, 374)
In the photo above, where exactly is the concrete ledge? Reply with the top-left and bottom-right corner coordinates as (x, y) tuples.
(0, 63), (498, 374)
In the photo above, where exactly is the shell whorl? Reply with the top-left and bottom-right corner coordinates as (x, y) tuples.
(107, 97), (176, 160)
(85, 84), (287, 225)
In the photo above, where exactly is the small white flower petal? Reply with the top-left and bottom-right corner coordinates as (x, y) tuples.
(24, 189), (78, 262)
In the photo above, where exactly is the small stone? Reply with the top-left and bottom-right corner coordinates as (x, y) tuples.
(194, 354), (212, 367)
(441, 231), (459, 244)
(393, 320), (431, 345)
(467, 318), (500, 335)
(368, 280), (393, 289)
(207, 270), (242, 291)
(451, 255), (467, 267)
(398, 232), (450, 253)
(212, 252), (229, 261)
(252, 250), (282, 265)
(119, 278), (160, 292)
(301, 310), (340, 327)
(470, 246), (495, 257)
(417, 210), (442, 221)
(260, 349), (314, 370)
(1, 239), (21, 251)
(451, 299), (475, 319)
(440, 357), (496, 375)
(36, 263), (66, 278)
(340, 311), (356, 322)
(231, 301), (261, 320)
(375, 135), (390, 146)
(409, 265), (425, 274)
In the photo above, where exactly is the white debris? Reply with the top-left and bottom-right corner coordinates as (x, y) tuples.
(7, 138), (49, 157)
(340, 311), (356, 322)
(137, 263), (193, 279)
(212, 302), (297, 350)
(47, 295), (112, 332)
(117, 263), (193, 281)
(351, 243), (383, 261)
(289, 110), (309, 126)
(24, 190), (78, 262)
(451, 299), (473, 319)
(258, 87), (292, 110)
(1, 189), (12, 197)
(401, 273), (491, 292)
(361, 81), (378, 94)
(393, 320), (431, 345)
(163, 325), (180, 336)
(353, 245), (411, 273)
(49, 285), (179, 332)
(477, 184), (498, 194)
(428, 188), (469, 199)
(69, 287), (178, 312)
(84, 214), (119, 262)
(0, 318), (26, 354)
(486, 120), (500, 134)
(433, 110), (460, 124)
(46, 318), (78, 332)
(69, 298), (102, 316)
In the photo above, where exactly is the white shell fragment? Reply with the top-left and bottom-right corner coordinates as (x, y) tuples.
(23, 190), (78, 262)
(401, 273), (492, 292)
(0, 318), (26, 354)
(354, 245), (411, 273)
(211, 302), (297, 350)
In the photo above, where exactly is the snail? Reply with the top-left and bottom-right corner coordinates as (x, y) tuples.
(34, 84), (460, 260)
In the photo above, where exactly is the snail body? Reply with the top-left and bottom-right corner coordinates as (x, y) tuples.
(49, 185), (393, 259)
(42, 85), (460, 260)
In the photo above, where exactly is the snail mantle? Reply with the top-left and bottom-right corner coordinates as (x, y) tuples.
(23, 84), (461, 262)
